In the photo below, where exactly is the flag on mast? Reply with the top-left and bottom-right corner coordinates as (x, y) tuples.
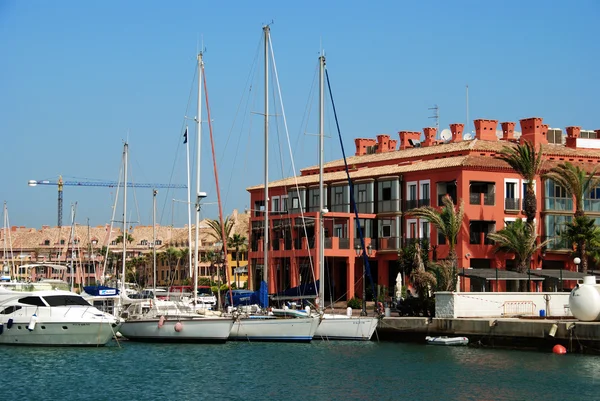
(183, 127), (188, 144)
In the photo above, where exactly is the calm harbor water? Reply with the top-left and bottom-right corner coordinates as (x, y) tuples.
(4, 339), (600, 400)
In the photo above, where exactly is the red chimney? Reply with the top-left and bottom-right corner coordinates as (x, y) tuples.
(473, 119), (498, 141)
(354, 138), (377, 156)
(501, 121), (516, 141)
(376, 134), (391, 153)
(398, 131), (421, 150)
(519, 117), (548, 147)
(565, 126), (581, 149)
(422, 127), (437, 147)
(449, 123), (464, 142)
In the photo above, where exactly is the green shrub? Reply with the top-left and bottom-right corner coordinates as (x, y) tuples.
(347, 297), (362, 309)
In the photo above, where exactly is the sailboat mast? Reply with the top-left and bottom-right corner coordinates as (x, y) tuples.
(152, 189), (157, 291)
(263, 25), (270, 287)
(194, 52), (204, 304)
(68, 203), (77, 292)
(121, 143), (128, 293)
(318, 53), (325, 312)
(185, 125), (193, 279)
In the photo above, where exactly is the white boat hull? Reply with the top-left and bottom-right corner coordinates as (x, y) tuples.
(229, 316), (319, 342)
(314, 314), (379, 341)
(119, 317), (234, 343)
(0, 320), (118, 346)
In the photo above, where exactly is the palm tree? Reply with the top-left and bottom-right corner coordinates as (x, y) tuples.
(498, 141), (543, 226)
(115, 233), (134, 244)
(206, 217), (234, 244)
(408, 195), (465, 289)
(488, 219), (549, 291)
(228, 233), (247, 287)
(410, 242), (437, 299)
(560, 215), (600, 274)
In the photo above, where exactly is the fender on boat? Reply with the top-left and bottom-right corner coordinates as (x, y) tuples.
(28, 314), (38, 331)
(174, 322), (183, 332)
(158, 315), (165, 328)
(7, 318), (13, 329)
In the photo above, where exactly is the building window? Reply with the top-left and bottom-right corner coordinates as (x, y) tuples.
(421, 221), (430, 239)
(469, 221), (495, 245)
(141, 240), (148, 246)
(292, 197), (300, 209)
(44, 240), (50, 246)
(354, 182), (373, 213)
(505, 180), (520, 210)
(155, 240), (162, 246)
(334, 186), (344, 205)
(60, 239), (65, 245)
(382, 182), (392, 201)
(272, 197), (280, 213)
(544, 179), (571, 211)
(420, 182), (430, 200)
(357, 185), (367, 203)
(281, 196), (288, 212)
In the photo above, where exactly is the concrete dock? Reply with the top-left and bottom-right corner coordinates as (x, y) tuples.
(376, 317), (600, 354)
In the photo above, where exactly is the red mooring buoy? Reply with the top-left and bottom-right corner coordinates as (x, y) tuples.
(553, 344), (567, 354)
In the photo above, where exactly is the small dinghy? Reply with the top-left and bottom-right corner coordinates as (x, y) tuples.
(425, 336), (469, 346)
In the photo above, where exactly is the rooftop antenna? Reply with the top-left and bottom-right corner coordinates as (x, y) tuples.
(466, 84), (470, 134)
(429, 104), (439, 136)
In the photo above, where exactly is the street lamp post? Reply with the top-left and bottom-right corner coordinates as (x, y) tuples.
(574, 257), (581, 273)
(355, 243), (373, 316)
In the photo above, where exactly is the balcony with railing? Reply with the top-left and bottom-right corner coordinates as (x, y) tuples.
(544, 197), (573, 212)
(438, 193), (457, 206)
(378, 236), (400, 251)
(418, 198), (431, 207)
(404, 199), (418, 211)
(505, 197), (521, 211)
(377, 199), (400, 213)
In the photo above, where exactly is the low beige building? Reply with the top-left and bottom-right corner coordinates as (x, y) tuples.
(0, 209), (249, 289)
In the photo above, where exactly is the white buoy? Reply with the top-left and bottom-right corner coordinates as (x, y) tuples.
(305, 306), (311, 315)
(347, 307), (352, 317)
(27, 314), (38, 331)
(570, 276), (600, 321)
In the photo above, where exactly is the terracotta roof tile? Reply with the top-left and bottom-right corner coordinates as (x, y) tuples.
(247, 138), (600, 191)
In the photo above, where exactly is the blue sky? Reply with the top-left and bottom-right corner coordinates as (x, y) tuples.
(1, 1), (598, 229)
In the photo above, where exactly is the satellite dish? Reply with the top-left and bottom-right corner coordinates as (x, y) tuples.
(463, 132), (473, 140)
(440, 129), (451, 141)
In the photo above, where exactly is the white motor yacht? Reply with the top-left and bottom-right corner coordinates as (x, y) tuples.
(0, 285), (121, 346)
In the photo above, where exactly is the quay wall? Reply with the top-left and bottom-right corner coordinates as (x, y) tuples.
(435, 292), (572, 318)
(377, 317), (600, 354)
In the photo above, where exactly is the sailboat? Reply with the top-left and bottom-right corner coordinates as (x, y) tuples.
(116, 106), (234, 342)
(312, 54), (379, 341)
(228, 25), (319, 342)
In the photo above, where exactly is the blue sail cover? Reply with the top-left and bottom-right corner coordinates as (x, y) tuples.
(259, 281), (269, 308)
(274, 280), (320, 299)
(83, 286), (119, 296)
(225, 290), (259, 307)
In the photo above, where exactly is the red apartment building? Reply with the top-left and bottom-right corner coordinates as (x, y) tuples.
(247, 117), (600, 300)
